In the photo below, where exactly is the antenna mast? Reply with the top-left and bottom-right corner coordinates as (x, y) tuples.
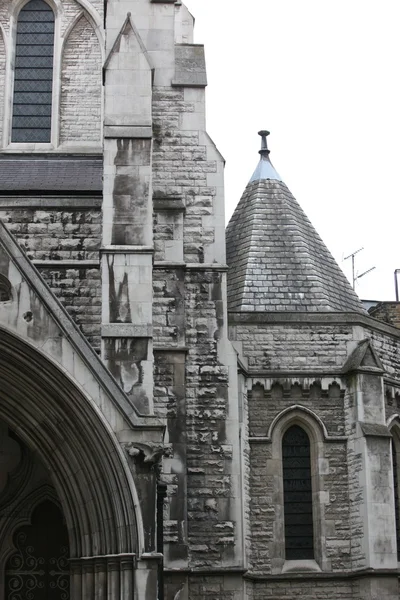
(344, 248), (375, 290)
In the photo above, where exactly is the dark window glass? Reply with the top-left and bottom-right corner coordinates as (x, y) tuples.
(392, 440), (400, 560)
(0, 275), (12, 301)
(12, 0), (54, 143)
(283, 425), (314, 560)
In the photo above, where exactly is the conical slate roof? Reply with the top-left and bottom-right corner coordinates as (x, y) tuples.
(226, 132), (366, 314)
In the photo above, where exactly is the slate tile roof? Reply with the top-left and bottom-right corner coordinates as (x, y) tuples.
(0, 156), (103, 192)
(226, 154), (366, 314)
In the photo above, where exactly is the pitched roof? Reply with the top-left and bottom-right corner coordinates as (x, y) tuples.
(0, 156), (102, 193)
(226, 132), (366, 314)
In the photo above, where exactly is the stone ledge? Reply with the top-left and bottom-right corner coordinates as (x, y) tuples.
(153, 262), (228, 272)
(360, 422), (391, 438)
(33, 260), (100, 268)
(104, 126), (152, 139)
(102, 324), (152, 337)
(101, 246), (154, 254)
(153, 198), (185, 211)
(0, 196), (102, 208)
(154, 347), (189, 353)
(244, 568), (400, 581)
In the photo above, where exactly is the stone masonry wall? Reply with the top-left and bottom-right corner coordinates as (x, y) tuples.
(38, 266), (101, 349)
(230, 323), (354, 371)
(370, 302), (400, 329)
(249, 577), (355, 600)
(152, 87), (217, 265)
(152, 82), (238, 581)
(60, 15), (102, 143)
(248, 382), (350, 575)
(0, 207), (101, 349)
(0, 208), (101, 261)
(248, 380), (345, 437)
(370, 329), (400, 383)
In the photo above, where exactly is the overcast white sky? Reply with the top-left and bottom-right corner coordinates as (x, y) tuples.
(184, 0), (400, 302)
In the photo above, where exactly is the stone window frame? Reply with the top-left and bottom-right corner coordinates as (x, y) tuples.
(268, 406), (330, 574)
(3, 0), (62, 150)
(388, 417), (400, 562)
(1, 0), (104, 151)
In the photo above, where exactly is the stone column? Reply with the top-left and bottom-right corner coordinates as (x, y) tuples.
(70, 554), (137, 599)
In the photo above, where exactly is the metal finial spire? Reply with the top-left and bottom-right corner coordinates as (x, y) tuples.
(258, 130), (270, 156)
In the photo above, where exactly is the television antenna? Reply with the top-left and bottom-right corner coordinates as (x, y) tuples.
(344, 248), (375, 290)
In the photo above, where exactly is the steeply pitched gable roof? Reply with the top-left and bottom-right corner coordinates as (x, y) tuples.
(226, 132), (366, 314)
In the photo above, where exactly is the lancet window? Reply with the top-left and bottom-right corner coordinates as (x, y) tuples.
(12, 0), (54, 142)
(282, 424), (314, 560)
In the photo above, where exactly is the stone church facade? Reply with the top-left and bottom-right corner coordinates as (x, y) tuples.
(0, 0), (399, 598)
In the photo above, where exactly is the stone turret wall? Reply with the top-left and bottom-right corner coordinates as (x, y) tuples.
(229, 321), (354, 371)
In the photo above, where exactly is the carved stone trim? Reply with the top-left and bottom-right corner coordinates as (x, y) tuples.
(124, 442), (172, 465)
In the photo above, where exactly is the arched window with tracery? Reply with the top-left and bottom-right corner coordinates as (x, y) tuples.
(282, 424), (314, 560)
(12, 0), (54, 143)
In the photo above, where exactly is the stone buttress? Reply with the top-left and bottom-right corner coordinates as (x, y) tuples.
(103, 2), (245, 599)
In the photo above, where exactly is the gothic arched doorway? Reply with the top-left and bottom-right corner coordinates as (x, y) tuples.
(5, 501), (69, 600)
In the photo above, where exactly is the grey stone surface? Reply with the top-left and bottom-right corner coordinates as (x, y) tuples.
(226, 155), (366, 314)
(172, 44), (207, 87)
(0, 156), (102, 191)
(1, 0), (400, 597)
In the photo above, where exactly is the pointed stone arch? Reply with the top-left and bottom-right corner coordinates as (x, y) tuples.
(267, 406), (330, 573)
(59, 12), (101, 144)
(0, 327), (143, 597)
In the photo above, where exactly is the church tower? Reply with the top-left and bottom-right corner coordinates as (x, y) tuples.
(226, 131), (400, 600)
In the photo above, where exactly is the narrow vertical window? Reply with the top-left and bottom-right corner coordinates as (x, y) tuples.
(12, 0), (54, 142)
(392, 440), (400, 560)
(282, 425), (314, 559)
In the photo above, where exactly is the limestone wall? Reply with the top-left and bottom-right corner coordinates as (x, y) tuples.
(60, 15), (102, 143)
(0, 204), (101, 349)
(0, 0), (103, 149)
(229, 322), (354, 371)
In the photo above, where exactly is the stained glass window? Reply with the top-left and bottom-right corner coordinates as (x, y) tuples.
(282, 425), (314, 560)
(12, 0), (54, 143)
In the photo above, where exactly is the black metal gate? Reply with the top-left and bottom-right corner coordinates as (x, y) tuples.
(5, 500), (69, 600)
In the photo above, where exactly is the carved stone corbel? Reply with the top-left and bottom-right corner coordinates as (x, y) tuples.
(124, 441), (172, 465)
